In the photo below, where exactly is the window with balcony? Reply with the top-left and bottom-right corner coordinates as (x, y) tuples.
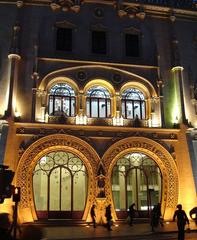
(48, 83), (76, 117)
(121, 88), (145, 119)
(86, 86), (111, 118)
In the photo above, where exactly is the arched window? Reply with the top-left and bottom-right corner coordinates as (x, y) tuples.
(112, 152), (162, 218)
(121, 88), (146, 119)
(86, 86), (111, 118)
(33, 151), (88, 219)
(48, 83), (76, 116)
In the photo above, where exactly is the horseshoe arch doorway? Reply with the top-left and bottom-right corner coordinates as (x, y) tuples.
(111, 152), (162, 218)
(33, 150), (88, 220)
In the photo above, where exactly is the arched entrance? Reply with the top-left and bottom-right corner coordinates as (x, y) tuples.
(102, 137), (179, 220)
(33, 151), (88, 219)
(15, 134), (100, 223)
(111, 152), (162, 218)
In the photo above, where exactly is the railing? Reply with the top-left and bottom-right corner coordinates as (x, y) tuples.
(127, 0), (196, 10)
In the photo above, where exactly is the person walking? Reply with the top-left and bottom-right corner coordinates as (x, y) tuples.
(128, 203), (135, 226)
(90, 204), (96, 228)
(105, 204), (112, 231)
(173, 204), (189, 240)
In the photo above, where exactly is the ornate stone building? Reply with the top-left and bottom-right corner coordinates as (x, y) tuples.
(0, 0), (197, 223)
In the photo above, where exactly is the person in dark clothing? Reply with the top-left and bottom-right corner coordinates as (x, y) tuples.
(173, 204), (189, 240)
(90, 204), (96, 228)
(105, 204), (112, 231)
(128, 203), (135, 226)
(0, 213), (14, 240)
(150, 203), (163, 232)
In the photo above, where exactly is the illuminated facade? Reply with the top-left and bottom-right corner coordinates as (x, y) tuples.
(0, 0), (197, 223)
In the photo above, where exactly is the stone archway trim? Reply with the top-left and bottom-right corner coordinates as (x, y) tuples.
(102, 137), (179, 216)
(15, 134), (100, 221)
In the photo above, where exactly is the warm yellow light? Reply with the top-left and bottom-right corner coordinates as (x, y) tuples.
(15, 111), (21, 118)
(76, 114), (87, 125)
(15, 187), (19, 194)
(113, 111), (123, 126)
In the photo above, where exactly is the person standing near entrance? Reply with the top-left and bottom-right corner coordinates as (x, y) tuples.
(173, 204), (189, 240)
(105, 204), (112, 231)
(90, 204), (96, 228)
(128, 203), (135, 226)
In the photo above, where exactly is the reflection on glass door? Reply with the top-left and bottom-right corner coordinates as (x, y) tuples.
(112, 152), (162, 218)
(33, 151), (88, 219)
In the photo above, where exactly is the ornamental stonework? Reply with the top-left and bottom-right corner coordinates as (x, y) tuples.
(103, 137), (179, 209)
(16, 134), (100, 210)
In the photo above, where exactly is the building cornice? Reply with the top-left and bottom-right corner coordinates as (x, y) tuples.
(0, 1), (197, 20)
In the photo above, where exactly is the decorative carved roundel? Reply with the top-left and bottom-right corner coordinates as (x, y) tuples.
(94, 8), (104, 18)
(112, 73), (123, 83)
(76, 70), (87, 81)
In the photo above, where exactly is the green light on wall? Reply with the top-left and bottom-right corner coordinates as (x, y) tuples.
(171, 73), (181, 124)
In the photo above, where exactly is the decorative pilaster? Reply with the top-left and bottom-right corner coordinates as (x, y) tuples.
(5, 23), (21, 118)
(157, 54), (165, 128)
(170, 16), (187, 126)
(31, 45), (39, 122)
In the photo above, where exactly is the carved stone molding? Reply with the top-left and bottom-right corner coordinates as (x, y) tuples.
(102, 137), (179, 211)
(15, 134), (100, 220)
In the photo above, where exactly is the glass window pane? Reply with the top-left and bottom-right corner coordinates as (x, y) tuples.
(62, 97), (69, 116)
(122, 101), (126, 118)
(86, 99), (90, 117)
(112, 152), (162, 214)
(71, 98), (75, 116)
(91, 100), (98, 117)
(49, 97), (53, 115)
(73, 169), (87, 211)
(126, 101), (133, 119)
(99, 99), (106, 118)
(54, 97), (62, 113)
(107, 99), (111, 117)
(61, 168), (71, 211)
(134, 101), (141, 119)
(50, 168), (60, 211)
(33, 170), (48, 211)
(141, 102), (145, 119)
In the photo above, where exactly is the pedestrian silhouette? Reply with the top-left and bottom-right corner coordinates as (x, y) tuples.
(150, 203), (163, 232)
(173, 204), (189, 240)
(105, 204), (112, 231)
(0, 213), (14, 240)
(189, 207), (197, 226)
(128, 203), (135, 226)
(90, 204), (96, 228)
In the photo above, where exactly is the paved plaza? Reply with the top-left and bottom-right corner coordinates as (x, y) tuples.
(28, 221), (197, 240)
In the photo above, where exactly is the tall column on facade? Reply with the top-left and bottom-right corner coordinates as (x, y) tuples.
(5, 23), (21, 118)
(170, 15), (187, 125)
(157, 54), (165, 128)
(31, 45), (39, 122)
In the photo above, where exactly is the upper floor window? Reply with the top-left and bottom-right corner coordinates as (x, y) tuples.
(92, 31), (107, 54)
(56, 28), (72, 51)
(125, 34), (139, 57)
(48, 83), (76, 116)
(86, 86), (111, 118)
(121, 88), (145, 119)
